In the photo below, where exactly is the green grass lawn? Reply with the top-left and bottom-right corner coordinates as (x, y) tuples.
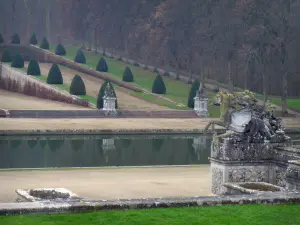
(47, 45), (220, 116)
(270, 98), (300, 111)
(1, 204), (300, 225)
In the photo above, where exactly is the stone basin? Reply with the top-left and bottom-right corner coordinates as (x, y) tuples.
(223, 182), (284, 195)
(15, 188), (80, 202)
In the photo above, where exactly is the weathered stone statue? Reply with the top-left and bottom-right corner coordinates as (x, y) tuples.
(205, 90), (288, 143)
(207, 90), (292, 195)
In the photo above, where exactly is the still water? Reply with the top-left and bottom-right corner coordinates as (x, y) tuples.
(0, 134), (213, 169)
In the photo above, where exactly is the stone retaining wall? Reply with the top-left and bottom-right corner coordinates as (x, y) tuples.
(0, 63), (89, 108)
(0, 192), (299, 216)
(0, 44), (142, 93)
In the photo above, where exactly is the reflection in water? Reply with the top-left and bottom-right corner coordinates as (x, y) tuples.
(122, 139), (132, 148)
(10, 140), (22, 149)
(48, 140), (64, 152)
(192, 136), (208, 160)
(102, 139), (116, 163)
(0, 135), (213, 169)
(39, 140), (47, 149)
(28, 140), (38, 149)
(71, 140), (84, 151)
(152, 139), (164, 151)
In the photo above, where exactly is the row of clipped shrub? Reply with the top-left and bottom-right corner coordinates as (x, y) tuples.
(0, 50), (117, 109)
(0, 32), (51, 50)
(72, 49), (166, 94)
(2, 48), (167, 96)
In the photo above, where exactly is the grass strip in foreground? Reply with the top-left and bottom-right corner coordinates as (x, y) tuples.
(1, 204), (300, 225)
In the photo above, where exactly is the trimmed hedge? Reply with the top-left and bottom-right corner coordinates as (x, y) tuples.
(187, 80), (200, 108)
(70, 75), (86, 95)
(29, 33), (38, 45)
(122, 67), (134, 82)
(1, 50), (11, 62)
(55, 44), (66, 56)
(27, 60), (41, 76)
(11, 33), (20, 44)
(47, 64), (63, 84)
(11, 53), (24, 68)
(96, 57), (108, 72)
(74, 49), (86, 64)
(97, 80), (118, 109)
(0, 33), (4, 43)
(152, 74), (166, 94)
(40, 37), (49, 49)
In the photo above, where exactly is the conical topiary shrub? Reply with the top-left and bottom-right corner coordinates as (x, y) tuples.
(11, 33), (20, 44)
(70, 75), (86, 95)
(40, 37), (49, 49)
(0, 33), (4, 44)
(27, 60), (41, 76)
(1, 50), (11, 62)
(122, 67), (134, 82)
(96, 80), (118, 109)
(47, 64), (63, 84)
(152, 74), (166, 94)
(187, 80), (200, 108)
(11, 53), (24, 68)
(74, 49), (86, 64)
(29, 33), (38, 45)
(96, 57), (108, 72)
(55, 44), (66, 56)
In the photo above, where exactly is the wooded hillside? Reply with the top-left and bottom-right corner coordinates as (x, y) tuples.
(1, 0), (300, 110)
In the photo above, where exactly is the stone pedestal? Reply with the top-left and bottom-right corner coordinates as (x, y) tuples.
(194, 85), (208, 117)
(210, 135), (288, 195)
(211, 160), (278, 195)
(102, 83), (117, 113)
(286, 160), (300, 191)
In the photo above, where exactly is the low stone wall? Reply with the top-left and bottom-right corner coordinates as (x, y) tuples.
(0, 44), (142, 93)
(0, 63), (89, 108)
(0, 192), (299, 216)
(7, 109), (198, 118)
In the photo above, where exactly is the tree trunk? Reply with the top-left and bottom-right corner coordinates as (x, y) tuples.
(282, 72), (288, 116)
(175, 59), (180, 80)
(46, 1), (51, 43)
(94, 28), (97, 53)
(263, 71), (268, 103)
(228, 60), (233, 92)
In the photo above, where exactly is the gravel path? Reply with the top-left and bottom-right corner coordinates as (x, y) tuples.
(0, 118), (212, 130)
(0, 166), (211, 203)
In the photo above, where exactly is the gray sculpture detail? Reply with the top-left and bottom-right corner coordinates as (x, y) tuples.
(204, 91), (289, 143)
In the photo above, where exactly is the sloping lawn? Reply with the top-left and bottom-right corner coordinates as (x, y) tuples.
(48, 45), (220, 116)
(1, 204), (300, 225)
(270, 98), (300, 111)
